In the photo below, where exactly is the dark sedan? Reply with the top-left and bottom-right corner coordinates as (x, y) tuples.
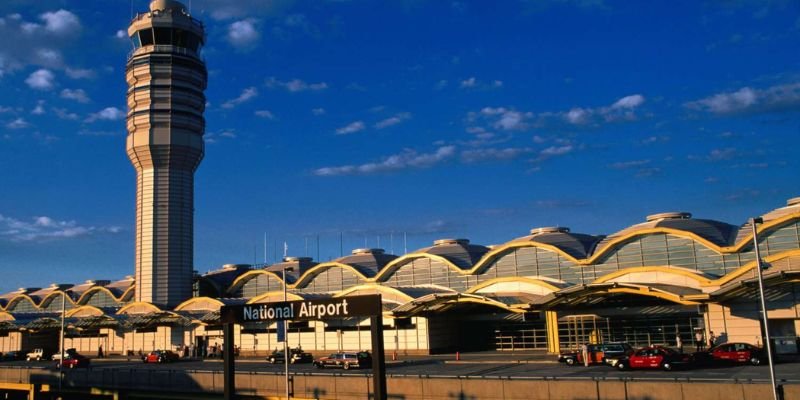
(559, 343), (634, 366)
(267, 348), (313, 364)
(0, 351), (25, 361)
(313, 351), (372, 370)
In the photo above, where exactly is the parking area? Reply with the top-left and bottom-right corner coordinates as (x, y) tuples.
(2, 353), (799, 383)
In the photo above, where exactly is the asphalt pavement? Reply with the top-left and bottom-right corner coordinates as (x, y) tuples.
(2, 351), (799, 384)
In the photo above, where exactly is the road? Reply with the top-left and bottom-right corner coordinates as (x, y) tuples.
(2, 357), (799, 383)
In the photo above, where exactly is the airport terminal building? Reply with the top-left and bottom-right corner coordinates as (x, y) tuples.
(1, 0), (798, 359)
(1, 198), (799, 357)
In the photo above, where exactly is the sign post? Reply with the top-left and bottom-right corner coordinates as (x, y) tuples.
(220, 295), (387, 400)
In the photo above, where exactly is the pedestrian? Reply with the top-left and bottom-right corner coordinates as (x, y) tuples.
(98, 344), (104, 358)
(189, 342), (195, 358)
(709, 331), (716, 349)
(695, 330), (704, 351)
(580, 344), (589, 367)
(675, 334), (683, 353)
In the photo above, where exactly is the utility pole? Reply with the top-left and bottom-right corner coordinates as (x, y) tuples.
(750, 217), (780, 400)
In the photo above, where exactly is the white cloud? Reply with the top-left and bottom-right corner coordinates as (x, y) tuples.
(563, 94), (646, 125)
(611, 94), (645, 109)
(25, 69), (55, 90)
(40, 10), (81, 34)
(686, 82), (800, 115)
(266, 77), (328, 92)
(335, 120), (365, 135)
(86, 107), (125, 122)
(60, 88), (89, 103)
(536, 144), (574, 161)
(65, 67), (94, 79)
(374, 112), (411, 129)
(475, 107), (533, 131)
(6, 118), (29, 129)
(53, 108), (79, 120)
(0, 213), (120, 242)
(31, 100), (45, 115)
(313, 146), (456, 176)
(609, 159), (651, 169)
(227, 19), (260, 49)
(312, 108), (326, 115)
(460, 77), (503, 89)
(254, 110), (275, 119)
(222, 87), (257, 108)
(461, 147), (533, 163)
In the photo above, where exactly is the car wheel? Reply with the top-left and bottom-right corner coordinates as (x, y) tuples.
(37, 356), (41, 361)
(616, 362), (627, 371)
(26, 357), (30, 362)
(69, 363), (75, 369)
(565, 358), (576, 366)
(343, 363), (350, 370)
(750, 356), (761, 366)
(269, 357), (275, 364)
(662, 362), (672, 371)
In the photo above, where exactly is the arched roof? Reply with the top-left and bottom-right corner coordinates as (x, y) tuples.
(333, 284), (416, 304)
(247, 291), (308, 304)
(66, 305), (106, 317)
(76, 286), (126, 305)
(227, 270), (289, 296)
(466, 277), (563, 296)
(330, 249), (397, 277)
(593, 266), (715, 290)
(594, 214), (738, 254)
(293, 262), (372, 288)
(509, 228), (601, 260)
(174, 296), (226, 312)
(0, 311), (14, 321)
(117, 302), (163, 315)
(4, 294), (38, 311)
(536, 282), (704, 307)
(39, 291), (77, 309)
(412, 239), (489, 269)
(391, 292), (525, 317)
(375, 253), (470, 282)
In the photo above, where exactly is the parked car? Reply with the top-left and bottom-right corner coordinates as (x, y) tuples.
(613, 346), (692, 371)
(142, 350), (180, 364)
(56, 353), (90, 369)
(559, 343), (634, 366)
(26, 348), (51, 361)
(51, 348), (78, 361)
(313, 351), (372, 370)
(697, 342), (766, 366)
(1, 351), (25, 361)
(267, 348), (313, 364)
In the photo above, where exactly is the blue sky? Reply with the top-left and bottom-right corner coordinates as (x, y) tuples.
(0, 0), (798, 294)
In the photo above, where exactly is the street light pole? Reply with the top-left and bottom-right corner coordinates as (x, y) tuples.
(750, 217), (780, 400)
(282, 267), (294, 400)
(59, 290), (66, 392)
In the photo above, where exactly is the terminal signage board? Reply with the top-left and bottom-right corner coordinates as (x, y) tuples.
(220, 294), (382, 324)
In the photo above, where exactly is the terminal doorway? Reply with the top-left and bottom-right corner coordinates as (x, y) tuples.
(557, 313), (704, 350)
(494, 321), (548, 350)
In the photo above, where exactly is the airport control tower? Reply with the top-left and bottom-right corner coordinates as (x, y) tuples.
(126, 0), (206, 307)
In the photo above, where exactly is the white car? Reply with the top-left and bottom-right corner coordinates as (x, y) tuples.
(51, 349), (77, 361)
(26, 348), (46, 361)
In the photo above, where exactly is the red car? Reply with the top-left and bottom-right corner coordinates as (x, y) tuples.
(142, 350), (180, 364)
(707, 343), (765, 366)
(614, 346), (691, 371)
(57, 353), (90, 369)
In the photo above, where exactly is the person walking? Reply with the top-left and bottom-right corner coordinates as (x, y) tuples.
(695, 330), (705, 351)
(708, 331), (717, 349)
(675, 334), (683, 353)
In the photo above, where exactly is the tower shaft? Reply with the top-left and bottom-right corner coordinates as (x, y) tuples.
(126, 0), (206, 308)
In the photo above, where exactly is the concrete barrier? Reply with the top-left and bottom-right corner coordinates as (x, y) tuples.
(0, 366), (798, 399)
